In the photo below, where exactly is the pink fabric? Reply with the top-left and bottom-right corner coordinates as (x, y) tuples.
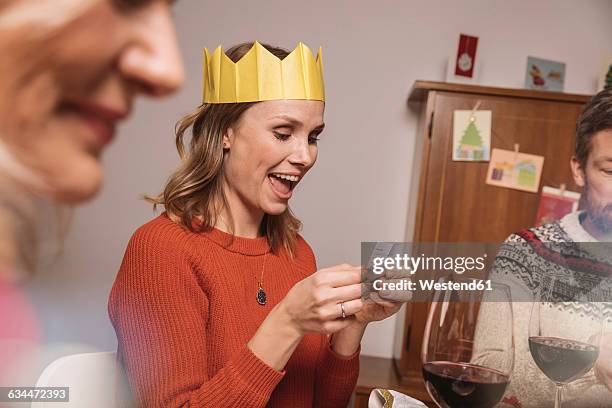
(0, 278), (41, 379)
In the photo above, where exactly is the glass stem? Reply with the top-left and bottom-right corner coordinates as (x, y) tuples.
(554, 385), (563, 408)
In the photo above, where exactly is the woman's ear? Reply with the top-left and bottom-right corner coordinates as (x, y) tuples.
(222, 128), (233, 150)
(570, 156), (586, 188)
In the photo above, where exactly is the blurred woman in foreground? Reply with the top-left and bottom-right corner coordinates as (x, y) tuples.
(0, 0), (184, 385)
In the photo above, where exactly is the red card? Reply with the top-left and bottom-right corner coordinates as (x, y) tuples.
(455, 34), (479, 78)
(534, 186), (580, 226)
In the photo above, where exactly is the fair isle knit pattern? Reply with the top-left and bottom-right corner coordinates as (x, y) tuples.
(494, 212), (612, 319)
(488, 211), (612, 408)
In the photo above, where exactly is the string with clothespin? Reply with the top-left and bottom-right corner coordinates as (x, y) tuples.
(513, 143), (520, 164)
(469, 100), (482, 123)
(457, 97), (573, 195)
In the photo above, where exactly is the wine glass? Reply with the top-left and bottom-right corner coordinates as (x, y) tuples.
(528, 277), (604, 408)
(422, 278), (514, 408)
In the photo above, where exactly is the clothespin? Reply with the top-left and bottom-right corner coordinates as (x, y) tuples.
(469, 100), (482, 122)
(559, 183), (566, 197)
(513, 143), (520, 163)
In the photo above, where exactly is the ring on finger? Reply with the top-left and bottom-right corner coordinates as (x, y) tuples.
(340, 302), (346, 319)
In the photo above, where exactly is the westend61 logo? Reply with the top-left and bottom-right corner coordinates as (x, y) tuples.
(371, 253), (488, 275)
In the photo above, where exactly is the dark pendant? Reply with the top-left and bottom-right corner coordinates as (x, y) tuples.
(256, 287), (267, 305)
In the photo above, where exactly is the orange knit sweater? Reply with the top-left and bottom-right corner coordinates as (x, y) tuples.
(108, 214), (360, 407)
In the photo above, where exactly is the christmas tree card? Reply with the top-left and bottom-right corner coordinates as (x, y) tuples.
(486, 148), (544, 193)
(452, 110), (491, 161)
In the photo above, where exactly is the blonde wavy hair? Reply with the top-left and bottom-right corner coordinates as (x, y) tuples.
(149, 42), (303, 256)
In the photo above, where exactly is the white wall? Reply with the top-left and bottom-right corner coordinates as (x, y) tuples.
(28, 0), (612, 358)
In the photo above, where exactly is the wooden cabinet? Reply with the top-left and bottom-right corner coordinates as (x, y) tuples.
(388, 81), (591, 403)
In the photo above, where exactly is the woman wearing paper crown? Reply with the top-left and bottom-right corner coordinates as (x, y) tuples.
(109, 41), (402, 407)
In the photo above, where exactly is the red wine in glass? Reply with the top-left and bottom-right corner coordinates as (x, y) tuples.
(528, 336), (599, 384)
(528, 280), (604, 408)
(422, 278), (514, 408)
(422, 362), (509, 408)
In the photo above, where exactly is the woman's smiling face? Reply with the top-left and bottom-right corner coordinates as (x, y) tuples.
(0, 0), (184, 203)
(222, 99), (325, 217)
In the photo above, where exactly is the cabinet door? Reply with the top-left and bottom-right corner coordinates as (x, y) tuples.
(418, 91), (582, 243)
(395, 91), (585, 390)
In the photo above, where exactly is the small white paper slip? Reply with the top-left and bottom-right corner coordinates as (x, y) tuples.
(368, 389), (427, 408)
(366, 243), (395, 270)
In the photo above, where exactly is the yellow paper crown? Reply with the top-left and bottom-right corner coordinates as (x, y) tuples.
(202, 41), (325, 104)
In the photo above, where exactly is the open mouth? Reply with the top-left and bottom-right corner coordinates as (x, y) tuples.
(267, 173), (300, 196)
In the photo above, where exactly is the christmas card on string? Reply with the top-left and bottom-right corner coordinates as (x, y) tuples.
(486, 147), (544, 193)
(534, 186), (580, 226)
(452, 110), (491, 161)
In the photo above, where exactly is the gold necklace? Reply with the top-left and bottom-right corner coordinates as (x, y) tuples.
(256, 251), (269, 305)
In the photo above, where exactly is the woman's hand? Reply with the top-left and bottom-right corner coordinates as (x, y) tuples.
(329, 293), (403, 357)
(354, 298), (403, 324)
(278, 263), (364, 335)
(354, 266), (406, 325)
(248, 264), (363, 370)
